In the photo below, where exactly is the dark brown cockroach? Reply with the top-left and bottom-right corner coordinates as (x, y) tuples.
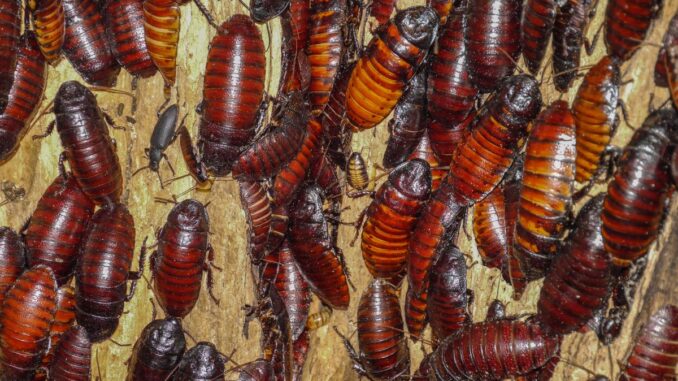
(602, 109), (678, 268)
(151, 199), (216, 319)
(405, 282), (428, 341)
(572, 56), (621, 188)
(306, 306), (332, 330)
(173, 342), (226, 381)
(25, 173), (95, 286)
(291, 329), (310, 381)
(427, 0), (477, 126)
(667, 37), (678, 110)
(321, 61), (354, 168)
(339, 279), (410, 380)
(418, 319), (560, 380)
(37, 285), (76, 380)
(369, 0), (395, 25)
(29, 0), (65, 64)
(143, 0), (180, 96)
(407, 132), (445, 192)
(239, 179), (272, 264)
(266, 202), (289, 256)
(0, 265), (58, 379)
(76, 203), (141, 342)
(346, 6), (439, 130)
(126, 317), (186, 381)
(288, 185), (350, 309)
(0, 227), (25, 307)
(0, 0), (21, 114)
(234, 359), (273, 381)
(103, 0), (157, 78)
(427, 0), (452, 24)
(383, 68), (428, 169)
(198, 15), (266, 176)
(361, 159), (431, 286)
(260, 240), (311, 341)
(48, 325), (91, 381)
(346, 151), (369, 192)
(516, 341), (562, 381)
(250, 0), (289, 22)
(619, 305), (678, 380)
(655, 9), (678, 87)
(273, 117), (323, 206)
(178, 125), (209, 184)
(521, 0), (557, 74)
(308, 152), (343, 243)
(514, 100), (576, 280)
(535, 194), (612, 336)
(427, 114), (473, 166)
(605, 0), (662, 62)
(552, 0), (593, 92)
(427, 243), (469, 341)
(278, 0), (311, 95)
(307, 0), (345, 112)
(465, 0), (522, 93)
(62, 0), (120, 86)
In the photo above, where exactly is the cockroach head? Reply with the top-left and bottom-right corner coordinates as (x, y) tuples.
(396, 6), (440, 50)
(172, 199), (209, 231)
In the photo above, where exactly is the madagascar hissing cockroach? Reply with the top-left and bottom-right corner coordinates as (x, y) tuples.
(535, 194), (612, 336)
(76, 203), (141, 342)
(521, 0), (557, 74)
(345, 6), (439, 130)
(0, 0), (21, 114)
(465, 0), (522, 93)
(339, 279), (410, 380)
(307, 0), (346, 112)
(514, 100), (576, 280)
(427, 0), (478, 127)
(0, 227), (26, 306)
(37, 285), (76, 380)
(278, 0), (311, 96)
(552, 0), (593, 92)
(427, 0), (452, 24)
(572, 56), (621, 188)
(427, 114), (473, 166)
(178, 125), (209, 184)
(369, 0), (395, 25)
(143, 0), (181, 96)
(198, 14), (266, 176)
(306, 307), (332, 330)
(427, 243), (469, 341)
(126, 317), (186, 381)
(291, 330), (310, 381)
(605, 0), (662, 62)
(346, 151), (369, 192)
(361, 159), (431, 286)
(25, 173), (95, 286)
(383, 69), (428, 169)
(266, 202), (289, 256)
(173, 342), (226, 381)
(151, 199), (216, 319)
(602, 109), (678, 268)
(47, 325), (91, 381)
(666, 38), (678, 110)
(321, 61), (354, 168)
(103, 0), (157, 78)
(654, 9), (678, 87)
(250, 0), (289, 22)
(288, 185), (350, 309)
(417, 319), (560, 380)
(62, 0), (120, 86)
(0, 265), (58, 379)
(239, 179), (272, 264)
(29, 0), (65, 64)
(407, 132), (445, 192)
(619, 305), (678, 380)
(405, 282), (428, 341)
(234, 359), (272, 381)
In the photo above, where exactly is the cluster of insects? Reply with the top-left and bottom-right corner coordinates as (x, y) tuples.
(0, 0), (677, 379)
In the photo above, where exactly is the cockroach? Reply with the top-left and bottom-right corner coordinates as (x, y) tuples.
(427, 0), (452, 24)
(405, 283), (428, 341)
(307, 0), (346, 112)
(427, 243), (469, 341)
(198, 15), (266, 176)
(278, 0), (311, 97)
(321, 61), (353, 168)
(103, 0), (157, 78)
(143, 0), (181, 95)
(172, 342), (225, 381)
(151, 199), (216, 319)
(535, 194), (612, 336)
(667, 39), (678, 110)
(62, 0), (120, 86)
(48, 325), (91, 381)
(126, 317), (186, 381)
(260, 239), (311, 341)
(427, 0), (477, 126)
(178, 125), (209, 184)
(572, 56), (621, 188)
(339, 279), (410, 380)
(25, 173), (95, 286)
(465, 0), (522, 93)
(418, 319), (560, 379)
(306, 307), (332, 330)
(407, 132), (444, 192)
(0, 265), (58, 379)
(239, 179), (272, 264)
(345, 6), (439, 130)
(291, 330), (310, 381)
(552, 0), (593, 92)
(0, 117), (24, 163)
(76, 203), (140, 342)
(309, 152), (342, 203)
(383, 69), (428, 169)
(346, 151), (369, 192)
(605, 0), (662, 62)
(0, 0), (21, 114)
(269, 329), (293, 381)
(655, 9), (678, 87)
(266, 202), (289, 255)
(516, 342), (562, 381)
(29, 0), (65, 64)
(514, 100), (576, 280)
(427, 114), (473, 166)
(369, 0), (395, 25)
(619, 305), (678, 380)
(234, 359), (272, 381)
(602, 109), (677, 268)
(273, 117), (323, 206)
(250, 0), (290, 22)
(486, 299), (507, 321)
(0, 227), (25, 306)
(37, 285), (76, 380)
(521, 0), (557, 74)
(361, 159), (431, 286)
(288, 185), (350, 310)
